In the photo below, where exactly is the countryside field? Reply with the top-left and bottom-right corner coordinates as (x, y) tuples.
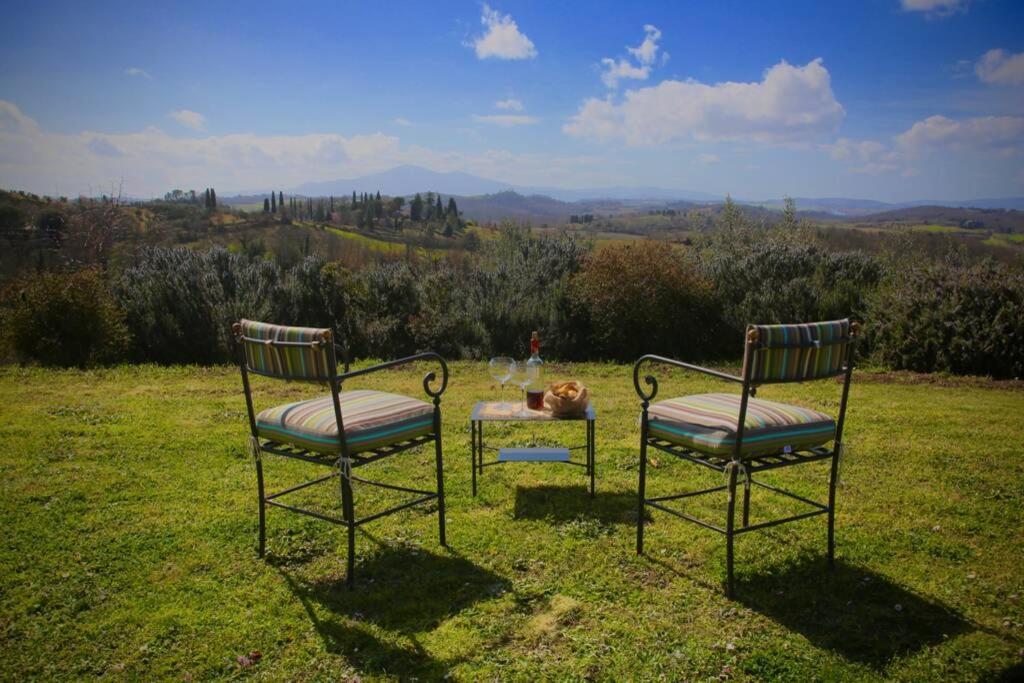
(1, 362), (1022, 681)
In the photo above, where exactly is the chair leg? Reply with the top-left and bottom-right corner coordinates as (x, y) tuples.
(636, 434), (648, 555)
(827, 444), (840, 568)
(255, 454), (266, 558)
(340, 465), (356, 588)
(742, 474), (752, 528)
(726, 464), (739, 598)
(434, 432), (447, 547)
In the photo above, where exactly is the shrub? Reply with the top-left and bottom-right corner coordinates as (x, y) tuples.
(865, 259), (1024, 378)
(570, 242), (722, 361)
(702, 237), (882, 334)
(0, 267), (128, 367)
(116, 247), (281, 364)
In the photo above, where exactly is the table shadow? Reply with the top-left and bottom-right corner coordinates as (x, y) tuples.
(513, 484), (648, 524)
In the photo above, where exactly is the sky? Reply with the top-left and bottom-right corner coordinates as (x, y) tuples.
(0, 0), (1022, 201)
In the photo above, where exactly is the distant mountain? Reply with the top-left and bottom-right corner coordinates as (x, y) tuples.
(217, 164), (1024, 214)
(753, 196), (1024, 216)
(293, 165), (514, 197)
(286, 165), (719, 203)
(520, 185), (720, 202)
(455, 190), (576, 222)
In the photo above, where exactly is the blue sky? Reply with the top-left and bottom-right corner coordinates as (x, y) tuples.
(0, 0), (1022, 201)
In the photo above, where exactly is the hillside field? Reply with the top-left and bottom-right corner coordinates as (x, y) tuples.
(1, 363), (1021, 681)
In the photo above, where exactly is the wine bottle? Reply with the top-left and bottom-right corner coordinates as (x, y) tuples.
(526, 330), (545, 410)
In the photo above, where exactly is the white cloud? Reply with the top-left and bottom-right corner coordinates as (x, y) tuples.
(566, 58), (845, 145)
(600, 25), (664, 88)
(975, 49), (1024, 86)
(900, 0), (969, 17)
(472, 114), (540, 126)
(0, 99), (608, 197)
(468, 5), (536, 60)
(825, 138), (890, 163)
(0, 100), (40, 135)
(823, 138), (902, 174)
(124, 67), (152, 79)
(393, 117), (413, 126)
(495, 98), (524, 111)
(169, 109), (207, 131)
(698, 153), (719, 165)
(895, 114), (1024, 152)
(627, 25), (663, 66)
(600, 59), (651, 88)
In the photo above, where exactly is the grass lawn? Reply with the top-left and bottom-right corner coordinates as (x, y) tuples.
(1, 363), (1022, 681)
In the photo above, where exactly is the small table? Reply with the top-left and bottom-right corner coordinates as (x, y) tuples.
(470, 401), (596, 497)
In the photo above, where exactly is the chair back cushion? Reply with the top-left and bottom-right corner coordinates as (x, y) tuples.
(238, 319), (333, 381)
(747, 319), (851, 383)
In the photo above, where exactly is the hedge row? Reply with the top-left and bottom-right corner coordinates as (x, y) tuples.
(2, 229), (1022, 377)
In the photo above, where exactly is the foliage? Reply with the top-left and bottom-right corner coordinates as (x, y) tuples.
(866, 257), (1024, 377)
(0, 267), (128, 367)
(116, 247), (282, 364)
(570, 242), (722, 361)
(702, 229), (883, 336)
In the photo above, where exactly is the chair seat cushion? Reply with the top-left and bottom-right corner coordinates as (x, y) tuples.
(647, 392), (834, 458)
(256, 390), (434, 454)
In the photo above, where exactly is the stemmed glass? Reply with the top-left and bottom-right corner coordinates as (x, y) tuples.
(509, 361), (532, 415)
(488, 356), (514, 409)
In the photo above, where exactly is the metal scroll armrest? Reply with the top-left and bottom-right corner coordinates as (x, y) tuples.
(336, 352), (449, 399)
(633, 354), (744, 403)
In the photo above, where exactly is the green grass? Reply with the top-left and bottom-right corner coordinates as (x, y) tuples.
(1, 363), (1022, 681)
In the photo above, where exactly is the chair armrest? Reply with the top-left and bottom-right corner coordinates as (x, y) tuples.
(633, 354), (744, 403)
(336, 352), (449, 399)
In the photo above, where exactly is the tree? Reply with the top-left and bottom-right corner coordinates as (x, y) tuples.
(278, 191), (283, 209)
(447, 197), (458, 221)
(263, 198), (270, 212)
(352, 190), (357, 206)
(410, 193), (424, 222)
(718, 194), (746, 232)
(780, 196), (798, 230)
(203, 188), (211, 208)
(271, 191), (277, 212)
(210, 188), (216, 208)
(436, 194), (444, 219)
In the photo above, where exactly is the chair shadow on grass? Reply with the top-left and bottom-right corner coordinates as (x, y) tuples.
(283, 543), (510, 678)
(513, 484), (649, 524)
(734, 557), (974, 670)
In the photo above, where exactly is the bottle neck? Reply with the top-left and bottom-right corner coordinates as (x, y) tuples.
(530, 340), (539, 357)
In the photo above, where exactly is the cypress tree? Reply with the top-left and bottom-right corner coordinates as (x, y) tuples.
(352, 190), (357, 206)
(436, 194), (443, 218)
(447, 196), (457, 218)
(411, 193), (423, 222)
(210, 188), (216, 207)
(278, 191), (283, 208)
(263, 198), (270, 212)
(271, 191), (277, 212)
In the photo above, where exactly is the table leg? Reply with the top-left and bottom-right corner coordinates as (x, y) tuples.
(588, 419), (595, 498)
(471, 420), (477, 496)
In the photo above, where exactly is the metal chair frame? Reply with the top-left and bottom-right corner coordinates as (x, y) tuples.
(634, 322), (859, 597)
(232, 323), (449, 587)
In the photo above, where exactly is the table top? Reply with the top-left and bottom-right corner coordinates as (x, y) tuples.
(471, 400), (595, 422)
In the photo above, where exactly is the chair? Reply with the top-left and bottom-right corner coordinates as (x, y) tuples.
(232, 319), (449, 587)
(634, 319), (859, 597)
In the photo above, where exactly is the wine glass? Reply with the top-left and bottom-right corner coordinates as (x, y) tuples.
(488, 356), (513, 409)
(509, 361), (531, 415)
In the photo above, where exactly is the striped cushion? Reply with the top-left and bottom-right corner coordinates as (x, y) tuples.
(256, 390), (434, 454)
(240, 319), (332, 381)
(647, 392), (835, 458)
(748, 319), (850, 383)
